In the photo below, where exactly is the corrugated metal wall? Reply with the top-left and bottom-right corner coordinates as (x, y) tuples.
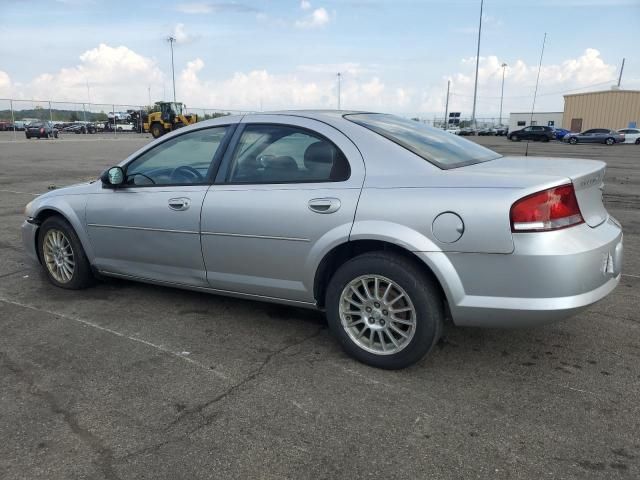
(562, 90), (640, 131)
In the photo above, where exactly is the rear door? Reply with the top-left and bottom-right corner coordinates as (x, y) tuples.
(200, 115), (365, 303)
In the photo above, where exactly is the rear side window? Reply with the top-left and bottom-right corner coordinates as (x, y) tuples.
(345, 113), (501, 169)
(227, 124), (350, 183)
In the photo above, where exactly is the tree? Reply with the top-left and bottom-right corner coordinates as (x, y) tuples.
(70, 112), (79, 122)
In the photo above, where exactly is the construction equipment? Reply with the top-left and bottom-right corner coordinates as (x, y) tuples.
(143, 102), (197, 138)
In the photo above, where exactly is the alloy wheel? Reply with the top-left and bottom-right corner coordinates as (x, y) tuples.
(43, 229), (75, 283)
(339, 275), (417, 355)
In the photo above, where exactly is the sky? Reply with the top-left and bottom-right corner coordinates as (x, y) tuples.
(0, 0), (639, 118)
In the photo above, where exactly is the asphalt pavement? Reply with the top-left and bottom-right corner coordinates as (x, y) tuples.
(0, 132), (638, 479)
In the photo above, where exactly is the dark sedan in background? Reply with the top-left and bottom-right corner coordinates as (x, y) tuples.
(563, 129), (624, 145)
(25, 121), (59, 139)
(507, 125), (555, 142)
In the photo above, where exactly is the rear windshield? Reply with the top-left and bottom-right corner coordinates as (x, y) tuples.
(345, 113), (502, 169)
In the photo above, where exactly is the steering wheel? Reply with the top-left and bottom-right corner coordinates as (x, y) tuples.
(170, 165), (203, 182)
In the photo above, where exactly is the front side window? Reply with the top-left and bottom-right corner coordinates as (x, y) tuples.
(228, 124), (350, 183)
(345, 113), (500, 169)
(125, 127), (228, 186)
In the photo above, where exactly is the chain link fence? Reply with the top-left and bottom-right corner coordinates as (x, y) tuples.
(0, 98), (251, 140)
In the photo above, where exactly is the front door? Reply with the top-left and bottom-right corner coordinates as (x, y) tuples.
(86, 126), (231, 286)
(200, 116), (365, 303)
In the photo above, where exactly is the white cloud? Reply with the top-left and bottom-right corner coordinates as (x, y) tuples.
(0, 44), (622, 119)
(295, 7), (331, 29)
(300, 0), (312, 10)
(172, 23), (198, 44)
(443, 48), (617, 115)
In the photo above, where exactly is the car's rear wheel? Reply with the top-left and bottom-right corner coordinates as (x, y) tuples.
(542, 136), (550, 142)
(38, 216), (94, 290)
(635, 138), (640, 145)
(326, 252), (444, 369)
(605, 137), (614, 145)
(569, 137), (578, 145)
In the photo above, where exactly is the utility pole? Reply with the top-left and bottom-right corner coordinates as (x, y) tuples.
(617, 58), (625, 87)
(499, 63), (507, 126)
(337, 72), (342, 110)
(443, 80), (450, 130)
(148, 85), (152, 106)
(470, 0), (483, 130)
(168, 36), (177, 103)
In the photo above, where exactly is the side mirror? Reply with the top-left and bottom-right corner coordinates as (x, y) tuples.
(101, 166), (125, 188)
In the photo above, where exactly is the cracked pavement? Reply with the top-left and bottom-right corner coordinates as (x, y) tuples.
(0, 133), (639, 479)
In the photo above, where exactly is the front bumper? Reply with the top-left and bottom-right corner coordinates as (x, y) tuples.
(420, 217), (623, 327)
(21, 220), (40, 264)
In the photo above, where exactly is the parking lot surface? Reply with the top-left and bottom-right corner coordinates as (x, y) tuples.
(1, 132), (639, 479)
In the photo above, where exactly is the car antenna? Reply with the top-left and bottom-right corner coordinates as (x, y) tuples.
(525, 32), (547, 158)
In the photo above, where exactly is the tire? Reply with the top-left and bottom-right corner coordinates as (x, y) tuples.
(511, 135), (519, 141)
(605, 137), (614, 145)
(569, 137), (578, 145)
(325, 252), (444, 369)
(151, 123), (164, 139)
(37, 216), (95, 290)
(542, 136), (550, 142)
(635, 138), (640, 145)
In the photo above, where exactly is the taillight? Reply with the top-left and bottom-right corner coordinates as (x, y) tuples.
(510, 184), (584, 232)
(40, 128), (44, 134)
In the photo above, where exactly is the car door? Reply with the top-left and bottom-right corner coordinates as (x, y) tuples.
(200, 115), (365, 303)
(521, 126), (533, 140)
(86, 125), (233, 286)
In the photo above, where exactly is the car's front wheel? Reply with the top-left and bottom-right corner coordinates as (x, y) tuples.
(605, 137), (615, 145)
(326, 252), (444, 369)
(569, 137), (578, 144)
(38, 216), (94, 290)
(635, 138), (640, 145)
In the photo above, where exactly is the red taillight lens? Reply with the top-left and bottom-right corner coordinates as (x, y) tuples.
(510, 184), (584, 232)
(40, 128), (44, 133)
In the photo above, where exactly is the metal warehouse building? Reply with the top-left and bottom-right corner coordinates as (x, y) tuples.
(563, 89), (640, 132)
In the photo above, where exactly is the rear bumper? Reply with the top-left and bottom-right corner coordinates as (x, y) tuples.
(21, 220), (40, 264)
(420, 217), (623, 327)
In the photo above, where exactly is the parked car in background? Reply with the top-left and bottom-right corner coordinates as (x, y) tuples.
(458, 127), (476, 136)
(22, 111), (623, 369)
(617, 128), (640, 144)
(25, 121), (58, 139)
(0, 121), (12, 131)
(495, 126), (508, 136)
(563, 129), (624, 145)
(13, 121), (26, 131)
(507, 126), (555, 142)
(478, 128), (497, 136)
(446, 128), (461, 135)
(64, 122), (98, 134)
(553, 127), (571, 141)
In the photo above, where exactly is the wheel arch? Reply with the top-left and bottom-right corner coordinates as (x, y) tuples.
(313, 239), (451, 317)
(32, 204), (95, 263)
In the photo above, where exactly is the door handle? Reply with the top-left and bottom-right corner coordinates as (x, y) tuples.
(168, 197), (191, 211)
(308, 198), (341, 214)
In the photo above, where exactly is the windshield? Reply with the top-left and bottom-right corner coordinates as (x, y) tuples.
(345, 113), (502, 169)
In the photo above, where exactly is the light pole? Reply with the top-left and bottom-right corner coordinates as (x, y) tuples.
(470, 0), (483, 130)
(167, 36), (177, 103)
(337, 72), (342, 110)
(499, 63), (507, 126)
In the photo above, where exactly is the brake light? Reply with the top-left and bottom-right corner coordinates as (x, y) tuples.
(510, 184), (584, 232)
(40, 128), (44, 134)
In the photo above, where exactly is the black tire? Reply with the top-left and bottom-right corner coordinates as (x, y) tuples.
(605, 137), (614, 145)
(569, 137), (578, 145)
(542, 136), (550, 142)
(151, 123), (164, 139)
(511, 134), (519, 141)
(635, 138), (640, 145)
(325, 252), (444, 369)
(37, 216), (95, 290)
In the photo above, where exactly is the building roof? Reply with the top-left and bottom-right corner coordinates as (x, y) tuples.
(564, 89), (640, 98)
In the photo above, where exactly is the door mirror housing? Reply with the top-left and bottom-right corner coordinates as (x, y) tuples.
(101, 166), (125, 188)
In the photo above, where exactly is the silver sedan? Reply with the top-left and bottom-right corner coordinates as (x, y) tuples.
(22, 111), (623, 369)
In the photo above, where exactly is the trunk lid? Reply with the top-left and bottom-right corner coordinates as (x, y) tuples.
(463, 156), (608, 227)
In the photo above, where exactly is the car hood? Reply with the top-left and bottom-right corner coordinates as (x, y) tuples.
(34, 181), (98, 200)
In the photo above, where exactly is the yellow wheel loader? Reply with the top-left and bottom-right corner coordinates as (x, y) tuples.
(143, 102), (198, 139)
